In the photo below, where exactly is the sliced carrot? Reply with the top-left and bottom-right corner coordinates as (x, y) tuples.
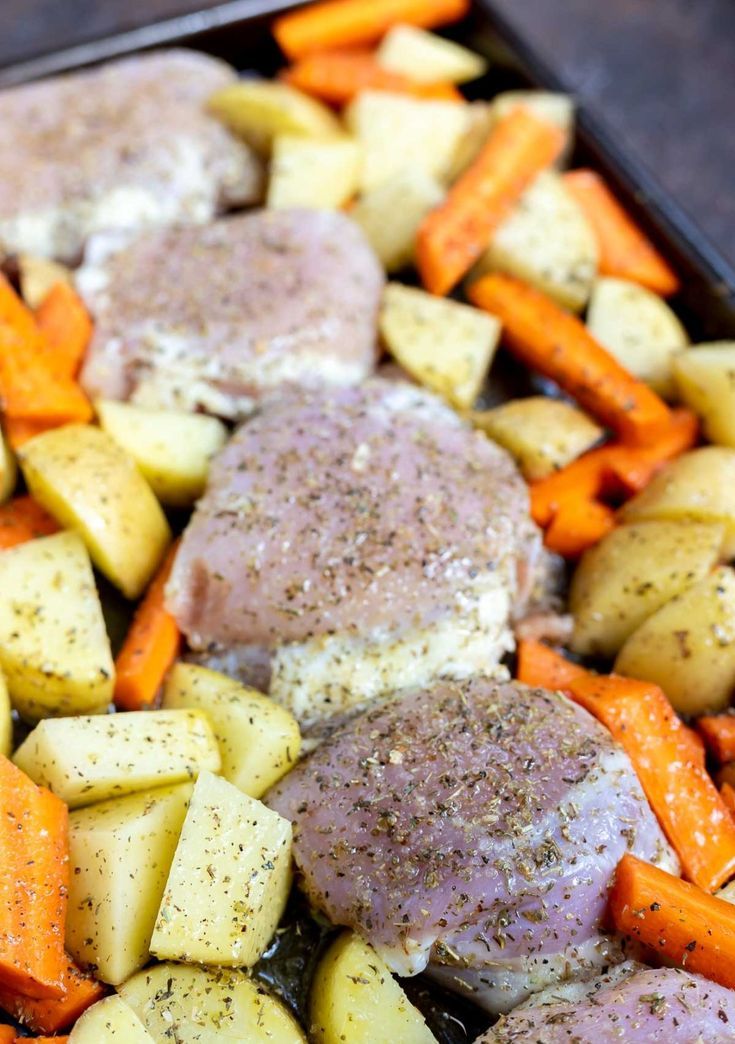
(0, 496), (59, 550)
(721, 783), (735, 820)
(0, 957), (104, 1035)
(282, 50), (463, 105)
(468, 274), (672, 445)
(114, 541), (181, 711)
(418, 108), (565, 295)
(563, 169), (679, 296)
(35, 282), (93, 380)
(0, 1029), (13, 1044)
(2, 417), (56, 451)
(516, 639), (587, 690)
(0, 757), (68, 999)
(274, 0), (470, 59)
(0, 328), (92, 424)
(697, 714), (735, 763)
(609, 853), (735, 989)
(543, 497), (615, 558)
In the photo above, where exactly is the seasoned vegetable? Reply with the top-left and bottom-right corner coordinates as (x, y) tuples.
(674, 342), (735, 445)
(67, 784), (192, 984)
(0, 494), (58, 550)
(351, 168), (444, 272)
(18, 254), (72, 311)
(13, 710), (219, 808)
(0, 427), (15, 504)
(19, 424), (171, 599)
(489, 90), (574, 137)
(35, 282), (93, 380)
(69, 995), (154, 1043)
(151, 771), (292, 967)
(0, 957), (105, 1036)
(0, 671), (11, 758)
(0, 531), (114, 720)
(162, 663), (301, 798)
(268, 135), (361, 209)
(376, 24), (487, 84)
(207, 80), (341, 154)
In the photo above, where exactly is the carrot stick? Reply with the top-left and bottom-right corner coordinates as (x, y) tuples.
(564, 169), (680, 297)
(0, 757), (68, 999)
(282, 50), (463, 105)
(114, 541), (181, 711)
(516, 639), (587, 689)
(468, 274), (672, 445)
(35, 283), (93, 380)
(609, 853), (735, 988)
(543, 497), (615, 558)
(721, 783), (735, 820)
(0, 957), (104, 1035)
(697, 714), (735, 763)
(0, 496), (59, 550)
(274, 0), (470, 59)
(0, 1029), (13, 1044)
(418, 108), (565, 295)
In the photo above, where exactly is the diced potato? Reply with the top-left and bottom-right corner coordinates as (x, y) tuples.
(0, 531), (114, 720)
(471, 397), (602, 481)
(346, 91), (470, 192)
(13, 709), (220, 808)
(615, 566), (735, 716)
(208, 79), (341, 154)
(162, 663), (300, 798)
(377, 25), (487, 84)
(96, 400), (227, 508)
(0, 669), (12, 758)
(69, 995), (155, 1043)
(19, 253), (73, 309)
(444, 101), (494, 182)
(120, 962), (306, 1044)
(472, 171), (598, 311)
(19, 424), (171, 599)
(0, 427), (16, 503)
(380, 283), (500, 409)
(67, 784), (192, 984)
(268, 134), (361, 209)
(586, 277), (689, 397)
(310, 931), (436, 1044)
(674, 342), (735, 446)
(489, 90), (574, 138)
(351, 168), (444, 272)
(620, 447), (735, 558)
(570, 521), (725, 657)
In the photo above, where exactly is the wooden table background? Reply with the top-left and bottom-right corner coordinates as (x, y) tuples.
(2, 0), (734, 268)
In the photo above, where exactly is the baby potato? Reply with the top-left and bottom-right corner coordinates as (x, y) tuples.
(19, 424), (171, 598)
(620, 447), (735, 558)
(208, 79), (341, 154)
(615, 566), (735, 716)
(674, 342), (735, 446)
(69, 995), (155, 1043)
(376, 25), (487, 84)
(472, 396), (602, 481)
(570, 521), (725, 657)
(268, 135), (361, 209)
(351, 167), (444, 273)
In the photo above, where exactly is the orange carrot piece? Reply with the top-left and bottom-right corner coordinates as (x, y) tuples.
(2, 417), (55, 450)
(721, 783), (735, 820)
(697, 715), (735, 763)
(0, 758), (68, 999)
(543, 497), (615, 558)
(0, 496), (59, 550)
(468, 274), (672, 444)
(114, 541), (181, 711)
(0, 958), (104, 1035)
(564, 169), (679, 296)
(516, 639), (587, 690)
(0, 1029), (13, 1044)
(17, 1038), (69, 1043)
(274, 0), (470, 59)
(35, 283), (93, 380)
(609, 853), (735, 989)
(418, 108), (565, 295)
(282, 50), (463, 105)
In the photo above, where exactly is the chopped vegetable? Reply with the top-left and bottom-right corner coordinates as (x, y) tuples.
(516, 638), (587, 690)
(674, 341), (735, 446)
(18, 255), (72, 311)
(698, 715), (735, 763)
(2, 417), (53, 451)
(544, 497), (616, 558)
(376, 24), (487, 84)
(34, 283), (93, 379)
(351, 167), (444, 272)
(0, 428), (15, 504)
(0, 495), (58, 550)
(268, 134), (361, 209)
(722, 783), (735, 820)
(67, 995), (153, 1043)
(208, 80), (341, 154)
(0, 957), (104, 1035)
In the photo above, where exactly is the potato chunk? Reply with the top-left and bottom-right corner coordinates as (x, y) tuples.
(13, 709), (220, 807)
(151, 771), (292, 967)
(377, 25), (487, 84)
(620, 447), (735, 558)
(380, 282), (500, 409)
(18, 254), (73, 309)
(96, 400), (227, 507)
(162, 663), (300, 798)
(19, 424), (171, 599)
(351, 168), (444, 273)
(674, 342), (735, 446)
(69, 995), (155, 1043)
(119, 962), (306, 1044)
(208, 79), (341, 154)
(570, 521), (725, 657)
(67, 784), (192, 984)
(310, 931), (436, 1044)
(0, 531), (114, 720)
(268, 135), (361, 209)
(0, 426), (16, 503)
(472, 396), (602, 481)
(0, 669), (11, 757)
(586, 277), (688, 397)
(615, 566), (735, 716)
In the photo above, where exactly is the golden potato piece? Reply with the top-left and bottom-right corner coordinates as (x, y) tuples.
(69, 995), (155, 1043)
(0, 426), (16, 504)
(570, 521), (725, 657)
(490, 90), (574, 137)
(673, 342), (735, 446)
(268, 134), (361, 209)
(377, 25), (487, 84)
(615, 566), (735, 716)
(444, 101), (495, 181)
(351, 167), (444, 273)
(208, 79), (341, 154)
(18, 253), (73, 309)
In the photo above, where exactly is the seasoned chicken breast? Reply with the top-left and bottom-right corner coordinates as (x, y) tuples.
(266, 678), (676, 1009)
(78, 209), (383, 418)
(167, 379), (541, 722)
(0, 50), (261, 262)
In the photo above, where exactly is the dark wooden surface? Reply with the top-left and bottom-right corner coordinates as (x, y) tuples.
(2, 0), (733, 267)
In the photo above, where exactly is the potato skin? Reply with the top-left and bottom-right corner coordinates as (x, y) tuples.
(570, 521), (724, 657)
(615, 566), (735, 716)
(674, 342), (735, 447)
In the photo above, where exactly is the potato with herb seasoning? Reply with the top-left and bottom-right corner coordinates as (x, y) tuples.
(69, 995), (155, 1043)
(674, 342), (735, 446)
(376, 25), (487, 84)
(13, 709), (220, 807)
(208, 79), (341, 154)
(267, 135), (361, 209)
(351, 167), (444, 273)
(67, 783), (192, 984)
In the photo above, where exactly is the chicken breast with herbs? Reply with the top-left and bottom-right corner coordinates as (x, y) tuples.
(0, 50), (261, 262)
(167, 379), (541, 722)
(266, 678), (676, 1010)
(78, 209), (384, 418)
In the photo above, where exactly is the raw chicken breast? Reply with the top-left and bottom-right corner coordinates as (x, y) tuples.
(167, 379), (541, 722)
(480, 961), (735, 1042)
(0, 50), (261, 261)
(78, 209), (383, 418)
(266, 678), (676, 1010)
